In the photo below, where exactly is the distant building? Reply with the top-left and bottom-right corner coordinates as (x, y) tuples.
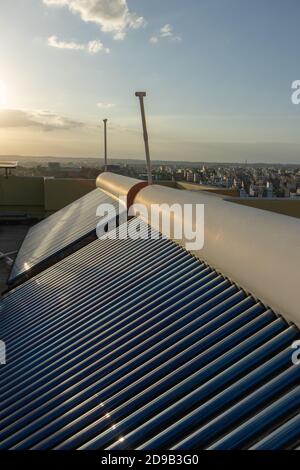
(186, 171), (194, 183)
(266, 182), (273, 198)
(193, 172), (200, 184)
(48, 162), (61, 171)
(106, 164), (121, 173)
(239, 182), (248, 198)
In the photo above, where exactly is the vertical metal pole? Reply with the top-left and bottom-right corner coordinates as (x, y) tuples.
(135, 92), (153, 185)
(103, 119), (108, 172)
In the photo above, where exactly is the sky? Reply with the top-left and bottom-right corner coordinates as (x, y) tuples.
(0, 0), (300, 163)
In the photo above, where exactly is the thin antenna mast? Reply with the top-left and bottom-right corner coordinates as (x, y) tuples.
(135, 92), (153, 184)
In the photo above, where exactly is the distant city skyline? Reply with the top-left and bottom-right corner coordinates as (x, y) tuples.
(1, 0), (300, 162)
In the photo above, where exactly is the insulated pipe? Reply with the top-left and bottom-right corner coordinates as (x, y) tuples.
(133, 184), (300, 326)
(96, 172), (148, 209)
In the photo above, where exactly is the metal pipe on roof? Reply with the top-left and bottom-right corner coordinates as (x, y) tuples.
(135, 92), (153, 185)
(103, 119), (108, 172)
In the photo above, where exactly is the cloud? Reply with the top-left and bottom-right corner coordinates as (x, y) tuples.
(48, 35), (85, 50)
(43, 0), (146, 40)
(150, 24), (182, 44)
(97, 102), (116, 109)
(113, 31), (126, 41)
(0, 108), (84, 131)
(160, 24), (173, 38)
(48, 35), (110, 53)
(149, 36), (158, 44)
(87, 39), (110, 53)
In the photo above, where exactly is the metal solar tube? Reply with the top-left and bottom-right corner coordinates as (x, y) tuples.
(2, 240), (188, 355)
(2, 236), (177, 333)
(250, 413), (300, 450)
(3, 222), (160, 310)
(2, 260), (208, 382)
(205, 381), (300, 450)
(4, 235), (139, 315)
(0, 276), (229, 426)
(6, 232), (170, 305)
(77, 319), (289, 450)
(1, 270), (219, 408)
(12, 302), (264, 445)
(0, 296), (268, 436)
(3, 235), (179, 321)
(1, 266), (213, 394)
(0, 308), (290, 448)
(143, 358), (300, 450)
(18, 303), (265, 449)
(3, 262), (217, 366)
(5, 219), (163, 303)
(106, 326), (296, 450)
(5, 262), (211, 346)
(150, 371), (300, 449)
(4, 261), (209, 365)
(1, 263), (214, 389)
(3, 304), (276, 450)
(47, 303), (268, 450)
(2, 235), (179, 338)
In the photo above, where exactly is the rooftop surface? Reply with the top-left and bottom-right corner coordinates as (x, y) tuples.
(0, 161), (18, 169)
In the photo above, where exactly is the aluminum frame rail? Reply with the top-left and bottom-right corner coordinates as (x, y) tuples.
(8, 188), (123, 287)
(0, 219), (299, 450)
